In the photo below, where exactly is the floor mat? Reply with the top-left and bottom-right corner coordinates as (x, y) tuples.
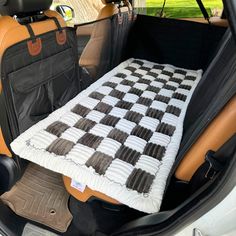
(0, 163), (72, 233)
(22, 223), (59, 236)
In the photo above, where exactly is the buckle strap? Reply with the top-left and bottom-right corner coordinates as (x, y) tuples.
(25, 24), (42, 56)
(189, 135), (236, 194)
(25, 24), (36, 42)
(50, 17), (67, 45)
(50, 16), (63, 32)
(204, 150), (224, 179)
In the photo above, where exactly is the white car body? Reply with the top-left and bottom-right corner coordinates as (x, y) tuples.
(176, 186), (236, 236)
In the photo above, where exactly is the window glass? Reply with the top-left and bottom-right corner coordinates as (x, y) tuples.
(134, 0), (223, 18)
(52, 0), (104, 25)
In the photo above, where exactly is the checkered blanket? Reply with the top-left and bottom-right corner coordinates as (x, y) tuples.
(11, 59), (202, 213)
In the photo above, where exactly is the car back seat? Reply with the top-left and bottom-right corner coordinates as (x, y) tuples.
(64, 28), (236, 206)
(1, 0), (234, 209)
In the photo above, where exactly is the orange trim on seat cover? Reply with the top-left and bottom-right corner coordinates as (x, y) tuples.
(63, 176), (120, 204)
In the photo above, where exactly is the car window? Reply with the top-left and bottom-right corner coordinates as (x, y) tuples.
(134, 0), (223, 19)
(52, 0), (104, 25)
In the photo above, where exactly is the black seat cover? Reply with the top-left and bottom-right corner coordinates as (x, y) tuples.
(0, 0), (78, 190)
(184, 30), (233, 131)
(169, 29), (236, 176)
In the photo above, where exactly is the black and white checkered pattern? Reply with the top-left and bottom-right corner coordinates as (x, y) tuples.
(11, 59), (202, 213)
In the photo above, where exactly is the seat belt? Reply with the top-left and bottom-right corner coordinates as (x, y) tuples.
(196, 0), (211, 24)
(189, 134), (236, 193)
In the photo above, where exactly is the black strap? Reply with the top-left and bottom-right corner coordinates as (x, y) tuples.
(25, 24), (36, 42)
(50, 17), (63, 32)
(189, 134), (236, 193)
(25, 17), (63, 41)
(196, 0), (211, 24)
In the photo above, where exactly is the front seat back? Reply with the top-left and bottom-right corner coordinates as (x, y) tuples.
(0, 0), (79, 137)
(0, 0), (79, 189)
(79, 0), (133, 81)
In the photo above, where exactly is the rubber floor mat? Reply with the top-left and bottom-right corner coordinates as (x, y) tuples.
(0, 163), (73, 233)
(22, 223), (59, 236)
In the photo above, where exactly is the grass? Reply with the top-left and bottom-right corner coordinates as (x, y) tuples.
(146, 0), (222, 8)
(141, 0), (223, 18)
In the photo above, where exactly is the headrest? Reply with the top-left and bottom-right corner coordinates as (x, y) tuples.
(0, 0), (53, 16)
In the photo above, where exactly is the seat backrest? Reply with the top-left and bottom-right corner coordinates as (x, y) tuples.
(0, 0), (79, 157)
(0, 1), (63, 158)
(98, 0), (131, 20)
(175, 29), (236, 181)
(79, 0), (133, 81)
(0, 10), (66, 59)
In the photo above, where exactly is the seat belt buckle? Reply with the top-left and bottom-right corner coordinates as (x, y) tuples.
(204, 150), (223, 179)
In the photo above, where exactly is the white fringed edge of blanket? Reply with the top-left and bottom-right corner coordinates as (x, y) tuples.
(11, 58), (202, 213)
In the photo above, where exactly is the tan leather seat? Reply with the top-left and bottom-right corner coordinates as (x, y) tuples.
(63, 175), (119, 204)
(0, 10), (65, 59)
(179, 17), (228, 27)
(79, 0), (132, 79)
(175, 95), (236, 181)
(98, 0), (132, 20)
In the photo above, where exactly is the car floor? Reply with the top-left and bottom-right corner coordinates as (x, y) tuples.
(0, 164), (72, 233)
(0, 163), (146, 236)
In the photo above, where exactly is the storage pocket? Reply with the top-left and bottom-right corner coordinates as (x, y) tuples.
(10, 48), (74, 93)
(8, 48), (79, 133)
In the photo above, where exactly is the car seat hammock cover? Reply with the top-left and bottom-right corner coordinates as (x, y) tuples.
(11, 59), (202, 213)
